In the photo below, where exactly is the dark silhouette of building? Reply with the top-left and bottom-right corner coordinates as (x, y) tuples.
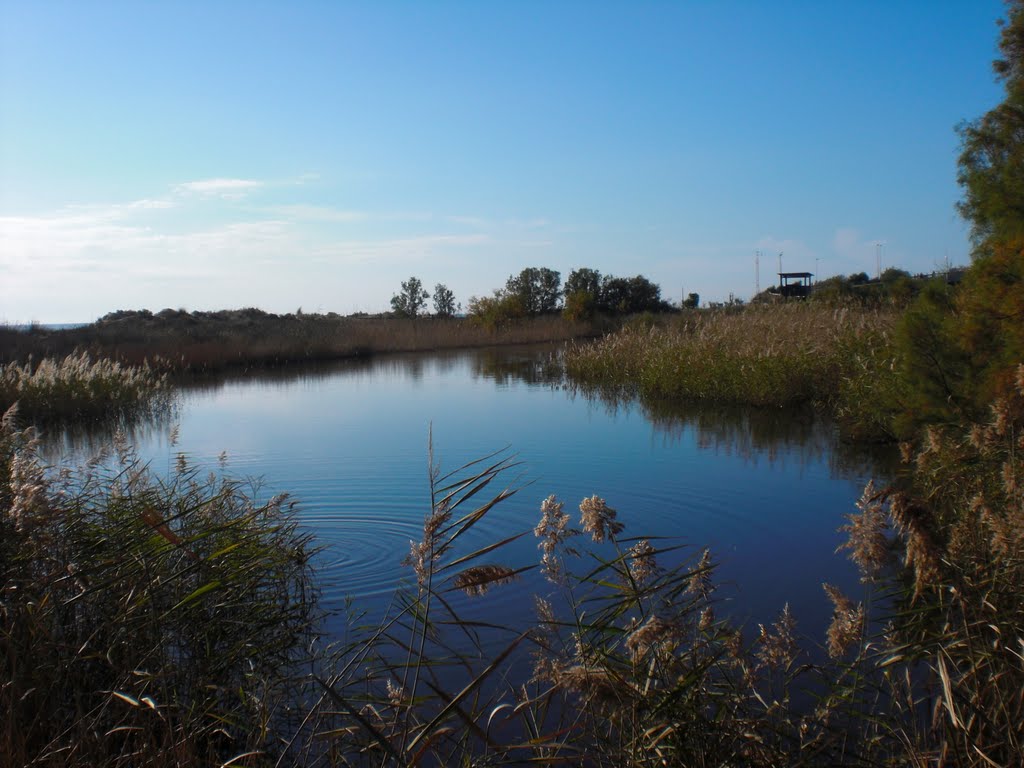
(778, 272), (813, 298)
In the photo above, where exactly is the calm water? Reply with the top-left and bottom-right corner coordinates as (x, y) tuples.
(60, 344), (896, 643)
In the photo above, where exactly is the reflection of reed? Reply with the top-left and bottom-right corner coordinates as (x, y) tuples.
(39, 407), (179, 463)
(469, 345), (567, 387)
(568, 382), (898, 481)
(44, 344), (896, 483)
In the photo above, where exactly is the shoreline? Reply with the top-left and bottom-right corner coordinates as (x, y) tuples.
(0, 309), (612, 374)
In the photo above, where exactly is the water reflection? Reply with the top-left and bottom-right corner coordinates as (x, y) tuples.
(40, 342), (897, 642)
(572, 387), (897, 481)
(44, 344), (896, 484)
(469, 347), (565, 388)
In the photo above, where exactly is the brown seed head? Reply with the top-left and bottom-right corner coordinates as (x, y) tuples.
(579, 495), (624, 542)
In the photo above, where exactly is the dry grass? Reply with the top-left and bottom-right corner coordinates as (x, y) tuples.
(1, 310), (604, 373)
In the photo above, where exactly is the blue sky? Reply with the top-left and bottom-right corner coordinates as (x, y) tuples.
(0, 1), (1009, 322)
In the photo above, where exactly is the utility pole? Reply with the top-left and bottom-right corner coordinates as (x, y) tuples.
(755, 250), (760, 295)
(875, 242), (883, 280)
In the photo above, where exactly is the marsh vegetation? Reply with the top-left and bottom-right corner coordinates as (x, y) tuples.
(0, 309), (603, 374)
(4, 2), (1024, 764)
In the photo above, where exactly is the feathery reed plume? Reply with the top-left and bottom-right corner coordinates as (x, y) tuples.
(579, 494), (624, 542)
(530, 596), (564, 684)
(627, 538), (658, 585)
(624, 615), (678, 662)
(405, 499), (452, 585)
(535, 494), (576, 581)
(838, 480), (891, 582)
(385, 679), (406, 709)
(453, 564), (519, 596)
(756, 603), (799, 671)
(7, 429), (46, 534)
(686, 548), (715, 600)
(551, 665), (619, 704)
(0, 351), (169, 425)
(822, 583), (865, 659)
(698, 606), (715, 632)
(887, 491), (942, 598)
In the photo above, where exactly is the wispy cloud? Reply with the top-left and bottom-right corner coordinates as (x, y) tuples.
(267, 204), (369, 223)
(312, 233), (491, 265)
(175, 178), (265, 198)
(0, 185), (554, 321)
(123, 198), (176, 211)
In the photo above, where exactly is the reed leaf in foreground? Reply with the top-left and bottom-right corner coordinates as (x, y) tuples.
(307, 446), (861, 766)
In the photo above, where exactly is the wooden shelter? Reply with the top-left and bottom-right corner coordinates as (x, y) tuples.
(778, 272), (813, 298)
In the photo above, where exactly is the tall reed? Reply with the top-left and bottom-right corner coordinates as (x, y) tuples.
(301, 444), (887, 766)
(566, 303), (905, 440)
(0, 351), (169, 425)
(0, 408), (319, 766)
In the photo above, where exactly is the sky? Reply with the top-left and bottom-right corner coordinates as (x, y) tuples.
(0, 1), (1011, 323)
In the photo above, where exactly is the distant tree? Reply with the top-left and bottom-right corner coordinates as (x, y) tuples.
(390, 276), (430, 318)
(563, 268), (602, 300)
(432, 283), (458, 317)
(563, 289), (596, 322)
(505, 267), (562, 314)
(467, 291), (526, 330)
(848, 272), (871, 286)
(598, 276), (631, 314)
(880, 267), (912, 283)
(598, 274), (668, 315)
(683, 292), (700, 309)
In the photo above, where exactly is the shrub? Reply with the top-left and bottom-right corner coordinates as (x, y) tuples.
(466, 292), (527, 331)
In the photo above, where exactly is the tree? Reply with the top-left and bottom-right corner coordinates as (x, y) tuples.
(957, 0), (1024, 248)
(432, 283), (458, 317)
(390, 276), (429, 318)
(899, 3), (1024, 423)
(466, 291), (526, 330)
(563, 289), (596, 322)
(563, 268), (602, 300)
(598, 274), (669, 315)
(505, 267), (562, 315)
(683, 292), (700, 309)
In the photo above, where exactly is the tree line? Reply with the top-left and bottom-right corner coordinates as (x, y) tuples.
(390, 267), (679, 322)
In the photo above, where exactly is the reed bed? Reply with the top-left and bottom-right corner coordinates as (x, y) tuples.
(566, 303), (905, 440)
(1, 311), (604, 373)
(0, 351), (170, 425)
(0, 409), (320, 767)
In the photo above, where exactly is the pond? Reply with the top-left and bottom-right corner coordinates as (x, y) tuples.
(58, 343), (897, 647)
